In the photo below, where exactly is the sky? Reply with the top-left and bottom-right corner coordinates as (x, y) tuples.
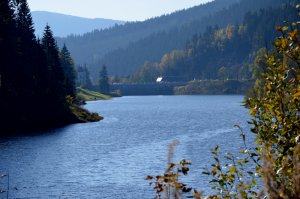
(27, 0), (213, 21)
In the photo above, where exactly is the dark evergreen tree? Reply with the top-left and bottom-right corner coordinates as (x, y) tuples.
(99, 65), (109, 94)
(15, 0), (38, 99)
(16, 0), (35, 42)
(41, 25), (67, 105)
(0, 0), (17, 98)
(60, 44), (76, 97)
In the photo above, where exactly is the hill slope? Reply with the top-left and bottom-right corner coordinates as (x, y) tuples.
(97, 0), (287, 76)
(31, 11), (125, 37)
(129, 4), (298, 84)
(56, 0), (240, 65)
(57, 0), (287, 80)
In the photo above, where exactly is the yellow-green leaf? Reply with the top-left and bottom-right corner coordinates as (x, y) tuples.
(282, 26), (289, 32)
(230, 167), (236, 175)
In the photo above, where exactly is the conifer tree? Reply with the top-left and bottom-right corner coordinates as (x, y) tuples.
(15, 0), (35, 42)
(60, 44), (76, 97)
(0, 0), (17, 98)
(41, 25), (66, 104)
(15, 0), (38, 99)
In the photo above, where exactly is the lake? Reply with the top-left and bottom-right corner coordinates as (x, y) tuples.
(0, 95), (253, 198)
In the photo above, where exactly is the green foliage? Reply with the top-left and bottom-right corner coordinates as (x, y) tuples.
(60, 44), (76, 97)
(204, 5), (300, 198)
(202, 126), (261, 199)
(202, 6), (300, 198)
(245, 12), (300, 197)
(66, 95), (103, 123)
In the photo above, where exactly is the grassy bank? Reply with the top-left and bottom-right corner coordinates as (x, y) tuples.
(68, 102), (103, 123)
(77, 87), (111, 101)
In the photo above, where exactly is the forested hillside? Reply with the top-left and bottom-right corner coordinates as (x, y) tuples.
(0, 0), (100, 134)
(56, 0), (240, 72)
(58, 0), (287, 81)
(97, 0), (288, 77)
(130, 4), (298, 83)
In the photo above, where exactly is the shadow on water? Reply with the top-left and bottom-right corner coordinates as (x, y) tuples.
(0, 123), (80, 139)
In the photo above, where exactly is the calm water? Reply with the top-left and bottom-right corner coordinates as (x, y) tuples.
(0, 95), (252, 198)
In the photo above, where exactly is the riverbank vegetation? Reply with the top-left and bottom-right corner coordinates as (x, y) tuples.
(77, 87), (111, 102)
(0, 0), (101, 134)
(148, 4), (300, 198)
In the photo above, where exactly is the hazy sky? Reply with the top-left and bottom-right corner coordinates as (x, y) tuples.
(27, 0), (213, 21)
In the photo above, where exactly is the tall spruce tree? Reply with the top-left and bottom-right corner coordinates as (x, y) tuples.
(99, 65), (109, 94)
(41, 25), (66, 105)
(16, 0), (35, 42)
(60, 44), (76, 98)
(15, 0), (38, 99)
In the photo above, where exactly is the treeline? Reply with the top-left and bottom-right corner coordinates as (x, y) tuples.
(0, 0), (100, 134)
(93, 0), (286, 78)
(130, 3), (298, 83)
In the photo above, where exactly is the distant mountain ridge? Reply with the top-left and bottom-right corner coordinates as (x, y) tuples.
(31, 11), (125, 37)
